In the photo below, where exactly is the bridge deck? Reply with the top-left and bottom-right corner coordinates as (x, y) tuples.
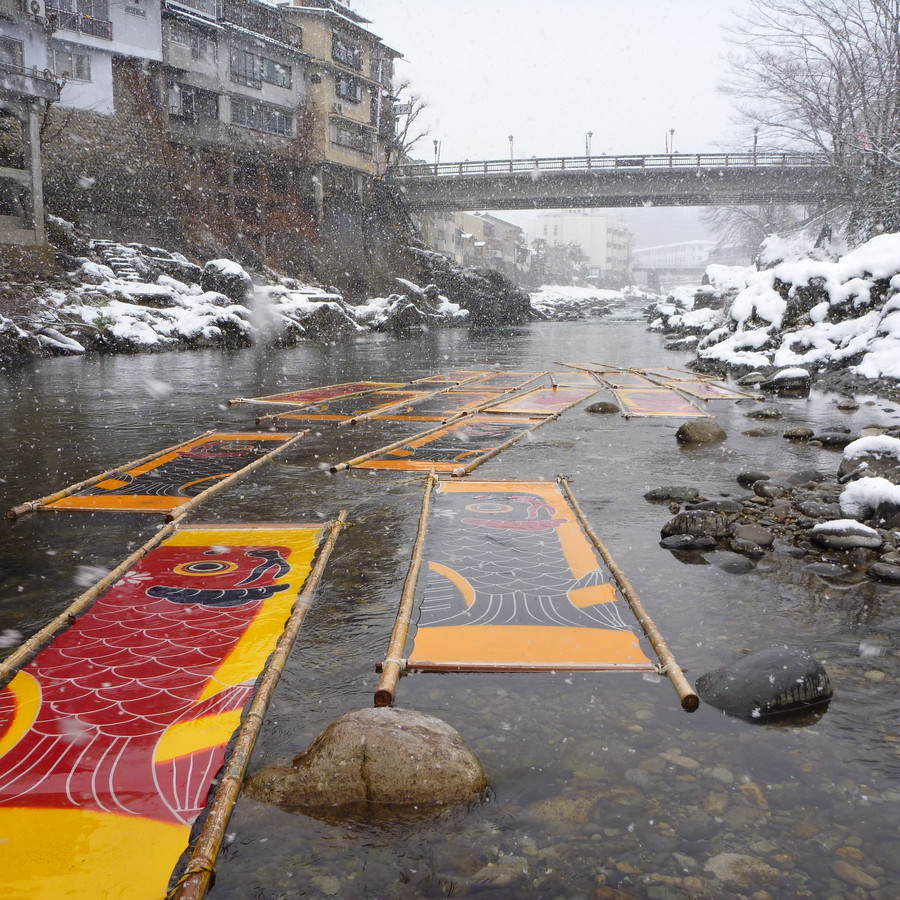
(387, 152), (848, 210)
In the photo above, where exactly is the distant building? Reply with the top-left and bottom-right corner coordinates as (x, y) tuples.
(525, 210), (632, 284)
(419, 210), (525, 278)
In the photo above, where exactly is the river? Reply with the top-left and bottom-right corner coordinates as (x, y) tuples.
(1, 307), (898, 899)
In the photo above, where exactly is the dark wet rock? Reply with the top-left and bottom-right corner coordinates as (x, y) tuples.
(300, 302), (361, 341)
(837, 398), (860, 411)
(200, 258), (253, 303)
(586, 401), (620, 414)
(705, 550), (756, 573)
(661, 510), (732, 540)
(644, 486), (703, 503)
(678, 813), (719, 842)
(745, 406), (782, 419)
(244, 707), (488, 810)
(753, 479), (791, 499)
(732, 524), (775, 547)
(676, 420), (727, 443)
(784, 426), (815, 442)
(696, 645), (832, 720)
(868, 562), (900, 583)
(795, 500), (841, 519)
(728, 538), (766, 558)
(744, 426), (777, 437)
(810, 521), (883, 550)
(687, 499), (742, 514)
(660, 534), (717, 551)
(737, 470), (771, 488)
(811, 430), (855, 448)
(736, 371), (766, 385)
(787, 469), (826, 486)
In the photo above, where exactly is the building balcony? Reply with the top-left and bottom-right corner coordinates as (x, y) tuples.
(47, 6), (113, 39)
(0, 62), (62, 103)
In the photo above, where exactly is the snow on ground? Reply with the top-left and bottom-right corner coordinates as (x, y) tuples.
(651, 232), (900, 385)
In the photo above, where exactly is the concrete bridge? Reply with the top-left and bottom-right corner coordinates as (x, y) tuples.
(386, 152), (849, 211)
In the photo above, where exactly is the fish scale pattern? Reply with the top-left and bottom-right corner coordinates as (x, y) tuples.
(0, 538), (300, 825)
(417, 491), (632, 632)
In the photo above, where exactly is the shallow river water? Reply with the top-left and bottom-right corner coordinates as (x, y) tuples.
(1, 308), (898, 900)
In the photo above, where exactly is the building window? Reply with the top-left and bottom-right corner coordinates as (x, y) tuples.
(230, 48), (260, 88)
(48, 0), (112, 38)
(0, 37), (24, 70)
(171, 22), (215, 62)
(170, 84), (219, 122)
(231, 96), (293, 136)
(335, 73), (362, 103)
(124, 4), (146, 15)
(220, 0), (282, 39)
(50, 44), (91, 81)
(329, 119), (371, 154)
(331, 32), (361, 69)
(261, 57), (291, 89)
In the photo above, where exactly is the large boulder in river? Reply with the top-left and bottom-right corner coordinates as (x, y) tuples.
(676, 419), (727, 443)
(200, 258), (254, 303)
(243, 707), (488, 812)
(696, 645), (832, 720)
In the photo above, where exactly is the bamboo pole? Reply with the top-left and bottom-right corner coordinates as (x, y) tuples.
(0, 520), (180, 688)
(450, 415), (557, 478)
(329, 420), (456, 473)
(374, 472), (438, 707)
(556, 477), (700, 712)
(164, 431), (309, 523)
(170, 511), (348, 900)
(6, 431), (216, 520)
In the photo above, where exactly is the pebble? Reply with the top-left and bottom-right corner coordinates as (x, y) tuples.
(868, 562), (900, 583)
(783, 426), (815, 441)
(831, 859), (879, 889)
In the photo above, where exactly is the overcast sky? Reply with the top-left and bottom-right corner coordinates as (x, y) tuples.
(350, 0), (747, 164)
(349, 1), (750, 245)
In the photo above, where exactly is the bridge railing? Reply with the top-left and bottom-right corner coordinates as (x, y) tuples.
(389, 152), (831, 178)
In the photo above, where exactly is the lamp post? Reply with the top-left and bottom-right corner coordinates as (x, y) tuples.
(753, 126), (759, 164)
(433, 138), (440, 172)
(508, 134), (514, 172)
(586, 130), (593, 157)
(669, 128), (675, 155)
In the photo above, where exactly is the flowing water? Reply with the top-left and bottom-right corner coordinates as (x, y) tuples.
(1, 307), (898, 899)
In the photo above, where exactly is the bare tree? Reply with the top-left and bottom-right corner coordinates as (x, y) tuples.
(701, 203), (805, 256)
(385, 80), (429, 167)
(722, 0), (900, 237)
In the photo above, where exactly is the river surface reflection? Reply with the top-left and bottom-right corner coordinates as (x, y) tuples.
(1, 310), (898, 899)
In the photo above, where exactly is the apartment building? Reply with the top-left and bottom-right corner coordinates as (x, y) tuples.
(1, 0), (59, 251)
(281, 0), (399, 189)
(525, 210), (632, 283)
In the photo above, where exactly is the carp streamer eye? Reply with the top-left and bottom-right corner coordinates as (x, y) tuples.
(174, 560), (239, 576)
(465, 502), (513, 514)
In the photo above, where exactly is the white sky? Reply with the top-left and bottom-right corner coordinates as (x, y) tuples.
(350, 0), (748, 164)
(349, 1), (752, 245)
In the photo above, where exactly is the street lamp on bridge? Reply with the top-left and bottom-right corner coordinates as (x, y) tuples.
(668, 128), (675, 155)
(586, 131), (593, 157)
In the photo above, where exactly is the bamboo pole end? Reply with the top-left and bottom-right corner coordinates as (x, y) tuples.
(7, 501), (39, 520)
(681, 693), (701, 712)
(374, 688), (393, 707)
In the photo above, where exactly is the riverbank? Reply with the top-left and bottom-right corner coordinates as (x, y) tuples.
(649, 231), (900, 403)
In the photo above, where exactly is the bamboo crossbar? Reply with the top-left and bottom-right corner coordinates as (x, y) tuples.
(556, 477), (700, 712)
(164, 430), (308, 523)
(6, 431), (217, 520)
(374, 472), (438, 707)
(0, 520), (180, 688)
(451, 415), (557, 478)
(171, 511), (348, 900)
(328, 420), (454, 473)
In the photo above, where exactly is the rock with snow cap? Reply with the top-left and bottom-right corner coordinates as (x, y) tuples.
(810, 519), (884, 550)
(200, 258), (254, 304)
